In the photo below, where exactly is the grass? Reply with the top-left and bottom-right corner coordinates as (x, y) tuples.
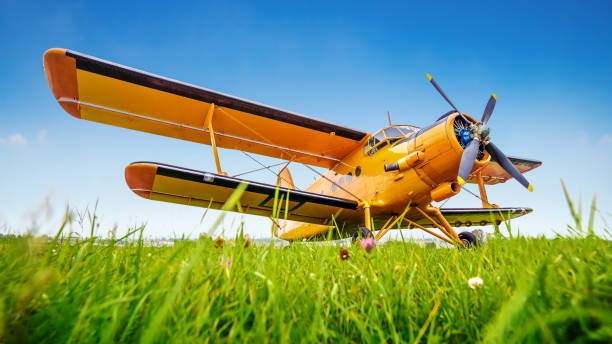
(0, 188), (611, 343)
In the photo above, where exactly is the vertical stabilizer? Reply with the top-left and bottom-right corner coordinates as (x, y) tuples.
(276, 166), (295, 189)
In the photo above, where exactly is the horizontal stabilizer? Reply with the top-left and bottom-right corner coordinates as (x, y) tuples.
(469, 156), (541, 185)
(125, 162), (358, 224)
(415, 207), (532, 228)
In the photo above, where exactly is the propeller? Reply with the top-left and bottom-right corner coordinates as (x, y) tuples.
(426, 74), (533, 192)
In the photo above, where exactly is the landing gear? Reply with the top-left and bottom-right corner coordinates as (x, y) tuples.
(458, 231), (478, 248)
(471, 229), (485, 244)
(352, 227), (374, 242)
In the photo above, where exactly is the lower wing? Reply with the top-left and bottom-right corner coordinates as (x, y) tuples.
(125, 162), (358, 224)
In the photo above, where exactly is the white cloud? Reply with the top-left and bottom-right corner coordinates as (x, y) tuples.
(37, 129), (47, 144)
(0, 133), (27, 146)
(600, 133), (612, 144)
(7, 133), (27, 145)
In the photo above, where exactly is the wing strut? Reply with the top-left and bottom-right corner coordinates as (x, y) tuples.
(205, 103), (226, 175)
(476, 171), (497, 208)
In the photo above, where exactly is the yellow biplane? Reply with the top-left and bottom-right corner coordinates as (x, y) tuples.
(43, 48), (541, 247)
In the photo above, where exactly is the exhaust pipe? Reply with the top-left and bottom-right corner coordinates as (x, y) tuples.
(430, 181), (460, 202)
(384, 151), (424, 172)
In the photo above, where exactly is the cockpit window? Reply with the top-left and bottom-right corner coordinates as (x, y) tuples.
(373, 131), (385, 144)
(364, 124), (419, 156)
(383, 127), (404, 139)
(397, 125), (418, 135)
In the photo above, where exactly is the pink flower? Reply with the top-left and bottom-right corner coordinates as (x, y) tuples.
(360, 237), (376, 253)
(220, 256), (231, 269)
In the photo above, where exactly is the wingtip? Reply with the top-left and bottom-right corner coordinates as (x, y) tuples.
(426, 73), (432, 81)
(125, 163), (158, 199)
(528, 184), (533, 192)
(457, 176), (466, 185)
(43, 47), (81, 119)
(492, 93), (497, 100)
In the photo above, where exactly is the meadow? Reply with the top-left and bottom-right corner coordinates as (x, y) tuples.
(0, 190), (610, 343)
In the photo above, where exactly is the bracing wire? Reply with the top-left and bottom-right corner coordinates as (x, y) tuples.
(241, 151), (301, 191)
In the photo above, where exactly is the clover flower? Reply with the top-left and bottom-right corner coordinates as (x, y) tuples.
(468, 277), (483, 289)
(215, 238), (224, 248)
(339, 247), (350, 260)
(220, 256), (231, 269)
(360, 237), (376, 253)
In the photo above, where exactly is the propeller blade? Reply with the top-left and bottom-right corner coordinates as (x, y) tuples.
(481, 94), (497, 124)
(485, 141), (533, 192)
(427, 74), (461, 114)
(457, 139), (480, 185)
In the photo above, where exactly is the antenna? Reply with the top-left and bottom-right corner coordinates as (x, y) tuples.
(387, 111), (392, 126)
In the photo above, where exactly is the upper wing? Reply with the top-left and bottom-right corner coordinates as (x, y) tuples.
(125, 162), (358, 224)
(468, 156), (542, 185)
(43, 48), (367, 168)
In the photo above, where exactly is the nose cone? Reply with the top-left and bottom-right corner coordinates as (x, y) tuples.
(478, 125), (490, 139)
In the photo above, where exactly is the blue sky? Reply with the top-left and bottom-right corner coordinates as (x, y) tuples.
(1, 1), (610, 238)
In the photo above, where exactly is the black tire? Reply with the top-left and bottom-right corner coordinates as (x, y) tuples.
(352, 227), (374, 242)
(458, 231), (478, 248)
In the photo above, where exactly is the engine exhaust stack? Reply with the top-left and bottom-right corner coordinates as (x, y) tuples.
(430, 181), (460, 202)
(384, 151), (424, 172)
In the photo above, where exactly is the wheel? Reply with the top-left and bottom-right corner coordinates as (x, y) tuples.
(458, 231), (478, 248)
(352, 227), (374, 242)
(471, 229), (485, 244)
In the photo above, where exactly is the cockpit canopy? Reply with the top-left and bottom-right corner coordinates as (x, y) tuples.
(364, 124), (420, 155)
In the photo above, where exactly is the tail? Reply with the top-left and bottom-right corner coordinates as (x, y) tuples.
(276, 166), (295, 190)
(273, 166), (294, 238)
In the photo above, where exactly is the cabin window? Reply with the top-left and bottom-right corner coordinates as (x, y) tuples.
(346, 172), (352, 183)
(355, 166), (361, 177)
(331, 183), (337, 192)
(339, 177), (344, 187)
(321, 190), (324, 195)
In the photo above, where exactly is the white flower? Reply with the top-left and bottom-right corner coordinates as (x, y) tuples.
(468, 277), (483, 289)
(309, 273), (316, 279)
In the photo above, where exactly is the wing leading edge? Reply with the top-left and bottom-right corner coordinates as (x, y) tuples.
(43, 48), (368, 168)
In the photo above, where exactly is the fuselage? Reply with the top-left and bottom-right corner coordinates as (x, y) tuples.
(279, 112), (489, 239)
